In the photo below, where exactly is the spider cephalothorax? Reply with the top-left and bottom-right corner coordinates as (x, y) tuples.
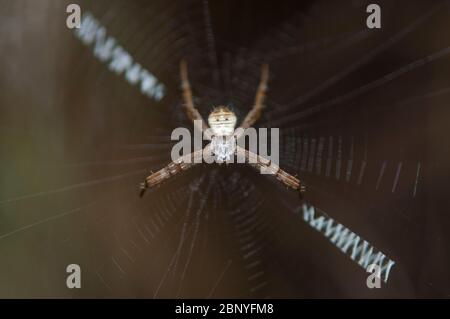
(139, 60), (305, 198)
(207, 106), (237, 136)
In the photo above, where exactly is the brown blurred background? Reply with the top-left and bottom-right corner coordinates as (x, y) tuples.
(0, 0), (450, 298)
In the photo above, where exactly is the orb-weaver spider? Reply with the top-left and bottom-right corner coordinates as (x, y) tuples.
(139, 60), (305, 198)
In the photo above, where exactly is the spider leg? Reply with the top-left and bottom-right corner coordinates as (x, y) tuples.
(238, 63), (269, 131)
(139, 145), (211, 197)
(236, 146), (306, 199)
(180, 59), (212, 140)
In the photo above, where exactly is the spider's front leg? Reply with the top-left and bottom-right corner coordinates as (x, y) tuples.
(139, 145), (211, 197)
(237, 63), (269, 131)
(180, 59), (212, 140)
(235, 146), (306, 199)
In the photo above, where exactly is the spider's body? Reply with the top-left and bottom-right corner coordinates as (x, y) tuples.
(139, 60), (305, 198)
(208, 106), (237, 161)
(210, 135), (236, 162)
(208, 106), (237, 136)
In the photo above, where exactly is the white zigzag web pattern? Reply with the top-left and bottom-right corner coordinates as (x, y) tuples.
(301, 204), (396, 283)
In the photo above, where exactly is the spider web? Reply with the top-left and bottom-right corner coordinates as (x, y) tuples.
(0, 0), (449, 298)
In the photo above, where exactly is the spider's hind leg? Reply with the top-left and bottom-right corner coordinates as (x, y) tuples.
(298, 182), (306, 200)
(139, 179), (149, 198)
(138, 146), (210, 198)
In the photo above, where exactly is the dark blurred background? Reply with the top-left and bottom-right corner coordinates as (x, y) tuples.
(0, 0), (449, 298)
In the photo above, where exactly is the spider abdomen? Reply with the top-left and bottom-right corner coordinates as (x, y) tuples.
(211, 135), (236, 162)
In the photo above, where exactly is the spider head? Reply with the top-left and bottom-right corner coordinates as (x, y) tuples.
(208, 106), (237, 136)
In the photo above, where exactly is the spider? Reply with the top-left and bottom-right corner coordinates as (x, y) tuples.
(139, 60), (306, 198)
